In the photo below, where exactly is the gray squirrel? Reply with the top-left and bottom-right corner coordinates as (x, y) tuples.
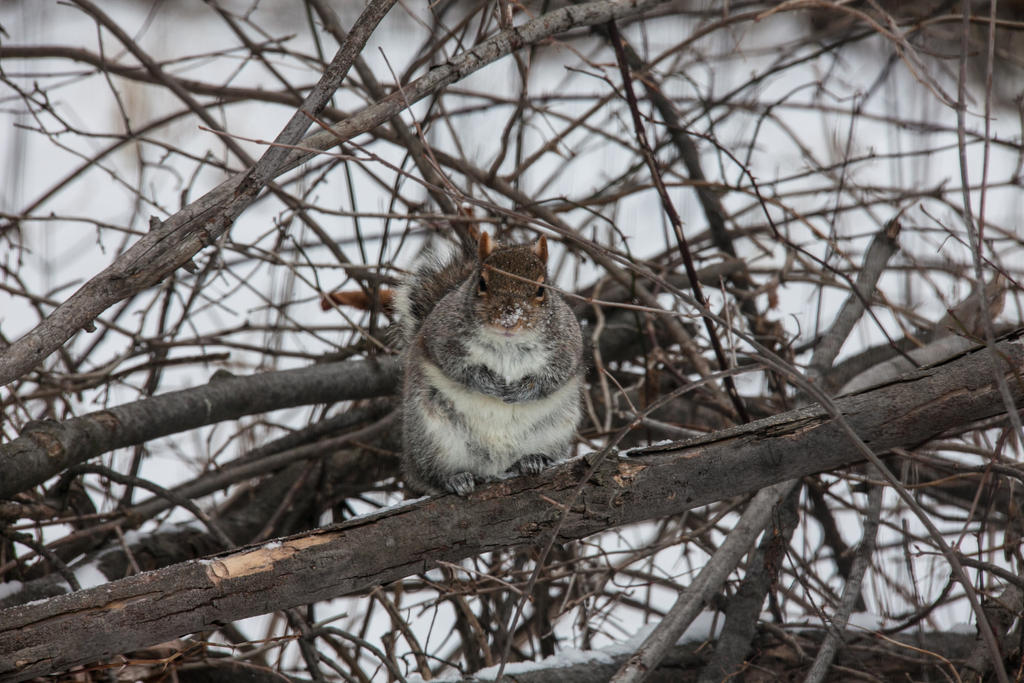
(394, 231), (584, 495)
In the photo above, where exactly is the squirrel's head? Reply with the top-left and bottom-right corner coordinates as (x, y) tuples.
(473, 231), (550, 336)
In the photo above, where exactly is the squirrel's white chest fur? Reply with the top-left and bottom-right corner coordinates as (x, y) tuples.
(418, 360), (580, 476)
(464, 328), (549, 383)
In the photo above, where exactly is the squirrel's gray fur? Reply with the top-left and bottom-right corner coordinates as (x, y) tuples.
(394, 231), (584, 496)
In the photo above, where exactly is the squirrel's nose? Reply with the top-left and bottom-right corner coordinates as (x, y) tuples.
(496, 307), (525, 329)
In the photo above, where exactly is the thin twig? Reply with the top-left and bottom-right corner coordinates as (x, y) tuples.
(803, 476), (885, 683)
(606, 19), (749, 423)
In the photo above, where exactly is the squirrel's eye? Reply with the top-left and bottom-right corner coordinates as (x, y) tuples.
(535, 284), (545, 300)
(478, 276), (488, 294)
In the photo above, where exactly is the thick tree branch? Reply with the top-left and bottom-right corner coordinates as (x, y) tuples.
(0, 445), (395, 611)
(0, 359), (398, 500)
(1, 337), (1021, 680)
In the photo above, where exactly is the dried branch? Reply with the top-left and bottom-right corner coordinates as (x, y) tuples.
(606, 18), (749, 422)
(0, 0), (673, 387)
(695, 483), (801, 683)
(0, 359), (397, 500)
(1, 337), (1022, 680)
(611, 480), (799, 683)
(808, 219), (902, 383)
(3, 3), (1023, 680)
(803, 477), (885, 683)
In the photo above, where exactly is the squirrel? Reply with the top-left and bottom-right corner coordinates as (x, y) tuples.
(393, 231), (584, 496)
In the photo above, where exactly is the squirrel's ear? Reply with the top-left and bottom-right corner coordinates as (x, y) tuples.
(463, 205), (481, 244)
(478, 231), (494, 260)
(533, 235), (548, 263)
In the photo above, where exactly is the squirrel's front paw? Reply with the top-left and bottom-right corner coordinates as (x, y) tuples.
(443, 472), (477, 496)
(508, 454), (554, 477)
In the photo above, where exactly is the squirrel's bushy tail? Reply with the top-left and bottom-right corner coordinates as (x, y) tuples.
(393, 245), (475, 344)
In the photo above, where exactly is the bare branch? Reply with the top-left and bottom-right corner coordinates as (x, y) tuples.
(0, 359), (397, 499)
(0, 0), (673, 387)
(2, 337), (1022, 680)
(611, 480), (799, 683)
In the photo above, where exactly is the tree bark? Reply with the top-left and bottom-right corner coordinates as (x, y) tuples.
(0, 359), (398, 500)
(1, 337), (1021, 681)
